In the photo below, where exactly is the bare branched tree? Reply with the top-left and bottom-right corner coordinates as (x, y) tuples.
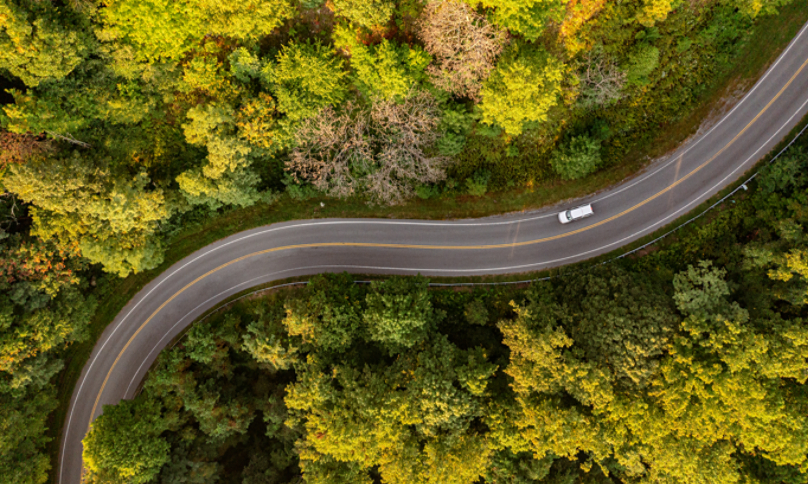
(45, 131), (91, 149)
(366, 94), (448, 203)
(417, 1), (509, 101)
(288, 102), (373, 199)
(0, 131), (54, 168)
(289, 91), (449, 204)
(577, 46), (627, 109)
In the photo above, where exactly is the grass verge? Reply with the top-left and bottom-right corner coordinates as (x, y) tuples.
(141, 107), (808, 393)
(46, 5), (808, 482)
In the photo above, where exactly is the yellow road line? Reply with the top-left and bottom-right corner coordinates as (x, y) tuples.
(87, 56), (808, 429)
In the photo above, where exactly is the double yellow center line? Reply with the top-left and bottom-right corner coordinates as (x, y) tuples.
(86, 56), (808, 430)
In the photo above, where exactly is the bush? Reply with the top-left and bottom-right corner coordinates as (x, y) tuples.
(415, 184), (441, 200)
(624, 43), (660, 87)
(464, 299), (489, 326)
(550, 134), (602, 180)
(437, 107), (474, 156)
(282, 174), (319, 200)
(465, 170), (491, 196)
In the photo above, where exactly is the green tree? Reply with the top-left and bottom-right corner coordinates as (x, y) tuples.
(178, 51), (241, 100)
(97, 0), (204, 63)
(331, 0), (395, 29)
(181, 379), (257, 441)
(179, 87), (282, 210)
(0, 0), (92, 87)
(0, 235), (93, 484)
(0, 386), (57, 484)
(550, 134), (602, 180)
(723, 0), (795, 18)
(2, 62), (155, 136)
(655, 262), (808, 470)
(478, 44), (564, 136)
(624, 43), (660, 86)
(672, 260), (731, 315)
(97, 0), (295, 64)
(363, 276), (442, 352)
(183, 102), (253, 179)
(481, 0), (567, 42)
(83, 397), (171, 484)
(464, 299), (490, 326)
(269, 41), (348, 121)
(145, 313), (272, 444)
(297, 450), (374, 484)
(340, 37), (431, 101)
(556, 266), (677, 388)
(497, 265), (808, 483)
(0, 282), (95, 394)
(485, 450), (554, 484)
(3, 154), (170, 277)
(286, 335), (497, 484)
(176, 167), (263, 210)
(281, 273), (364, 352)
(193, 0), (296, 40)
(242, 300), (302, 371)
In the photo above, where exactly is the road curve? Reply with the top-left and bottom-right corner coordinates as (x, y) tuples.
(60, 21), (808, 484)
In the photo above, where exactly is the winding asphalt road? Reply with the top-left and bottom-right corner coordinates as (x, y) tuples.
(59, 21), (808, 484)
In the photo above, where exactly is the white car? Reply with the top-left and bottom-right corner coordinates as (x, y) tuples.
(558, 204), (594, 224)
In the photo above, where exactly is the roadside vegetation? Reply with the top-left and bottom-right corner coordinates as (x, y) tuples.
(83, 134), (808, 483)
(1, 0), (803, 277)
(0, 1), (807, 484)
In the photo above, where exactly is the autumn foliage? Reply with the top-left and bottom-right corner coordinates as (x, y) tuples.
(417, 1), (509, 100)
(0, 131), (53, 168)
(289, 91), (449, 204)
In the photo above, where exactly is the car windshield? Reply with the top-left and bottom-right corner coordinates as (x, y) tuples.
(565, 211), (572, 221)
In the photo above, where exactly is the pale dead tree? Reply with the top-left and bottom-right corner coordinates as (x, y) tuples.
(417, 0), (509, 101)
(288, 102), (373, 199)
(45, 131), (91, 148)
(0, 131), (54, 168)
(288, 91), (449, 204)
(577, 46), (627, 109)
(366, 92), (448, 204)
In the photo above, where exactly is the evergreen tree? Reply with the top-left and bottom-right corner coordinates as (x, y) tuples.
(550, 134), (603, 180)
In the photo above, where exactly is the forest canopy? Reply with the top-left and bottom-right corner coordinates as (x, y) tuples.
(82, 118), (808, 484)
(1, 0), (797, 278)
(0, 1), (805, 483)
(81, 135), (808, 483)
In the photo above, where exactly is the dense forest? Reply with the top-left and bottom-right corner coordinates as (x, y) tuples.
(0, 0), (798, 276)
(82, 135), (808, 484)
(0, 0), (805, 483)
